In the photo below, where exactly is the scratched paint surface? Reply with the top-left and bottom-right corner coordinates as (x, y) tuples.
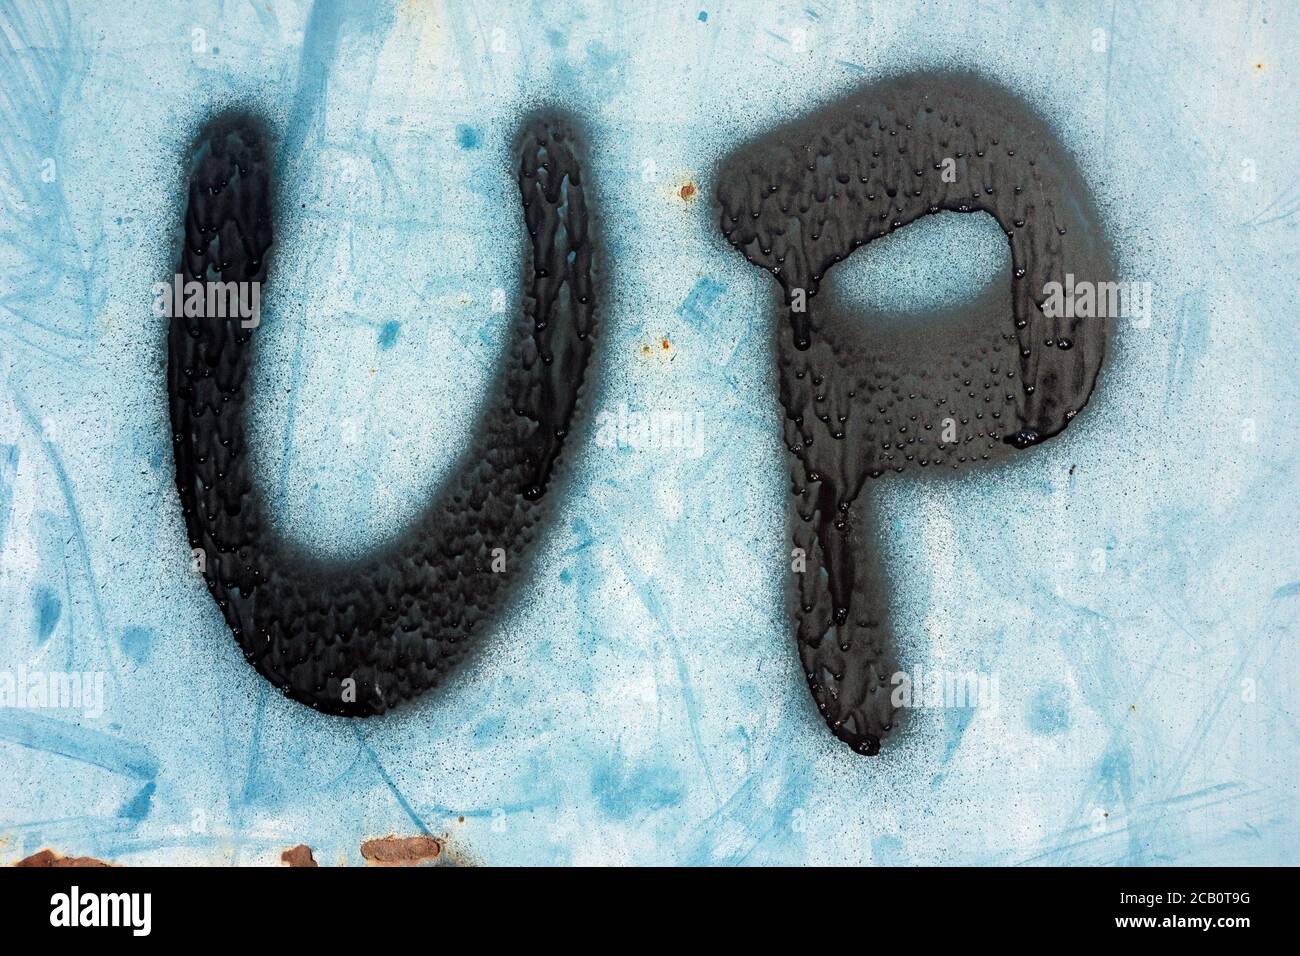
(1, 0), (1296, 865)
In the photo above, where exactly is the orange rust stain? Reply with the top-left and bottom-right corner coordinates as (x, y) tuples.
(640, 338), (675, 361)
(360, 834), (441, 866)
(678, 182), (697, 202)
(281, 844), (318, 867)
(15, 849), (112, 868)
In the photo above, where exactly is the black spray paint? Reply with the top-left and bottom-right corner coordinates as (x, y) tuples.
(168, 75), (1110, 755)
(168, 112), (598, 715)
(716, 73), (1113, 755)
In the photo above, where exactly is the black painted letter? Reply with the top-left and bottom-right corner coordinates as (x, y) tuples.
(168, 113), (598, 715)
(716, 73), (1113, 755)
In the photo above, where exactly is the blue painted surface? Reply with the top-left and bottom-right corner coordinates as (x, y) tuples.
(455, 124), (481, 150)
(0, 0), (1296, 866)
(119, 626), (153, 666)
(377, 319), (401, 350)
(33, 587), (61, 646)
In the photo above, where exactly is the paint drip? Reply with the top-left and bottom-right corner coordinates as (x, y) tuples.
(167, 112), (598, 715)
(716, 73), (1113, 755)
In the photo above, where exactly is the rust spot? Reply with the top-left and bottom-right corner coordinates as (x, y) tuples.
(1254, 61), (1265, 71)
(360, 834), (441, 866)
(15, 849), (112, 868)
(640, 337), (675, 363)
(281, 844), (318, 867)
(678, 182), (697, 202)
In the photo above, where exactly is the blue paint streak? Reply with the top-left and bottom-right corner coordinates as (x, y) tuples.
(118, 780), (155, 821)
(272, 0), (397, 508)
(677, 276), (725, 329)
(0, 445), (16, 551)
(0, 710), (159, 780)
(33, 585), (61, 644)
(591, 756), (685, 820)
(353, 726), (432, 835)
(8, 387), (106, 641)
(601, 500), (720, 806)
(236, 682), (270, 811)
